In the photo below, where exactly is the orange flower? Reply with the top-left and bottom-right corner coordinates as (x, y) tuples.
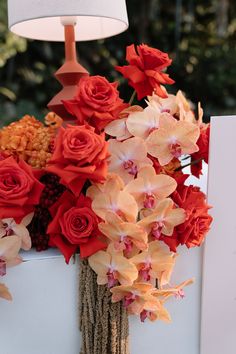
(131, 241), (176, 286)
(124, 165), (177, 210)
(126, 106), (159, 139)
(175, 91), (196, 123)
(88, 175), (138, 223)
(167, 185), (212, 248)
(116, 44), (174, 100)
(98, 212), (148, 255)
(111, 283), (156, 314)
(46, 124), (109, 196)
(147, 92), (178, 116)
(152, 279), (194, 300)
(88, 245), (138, 288)
(108, 137), (152, 184)
(138, 198), (186, 240)
(63, 75), (128, 131)
(146, 113), (200, 166)
(105, 106), (143, 141)
(139, 299), (171, 323)
(0, 283), (12, 301)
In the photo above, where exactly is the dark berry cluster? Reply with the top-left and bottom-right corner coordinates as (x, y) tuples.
(28, 173), (65, 251)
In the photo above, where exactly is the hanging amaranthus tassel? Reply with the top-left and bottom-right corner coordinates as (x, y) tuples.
(79, 259), (130, 354)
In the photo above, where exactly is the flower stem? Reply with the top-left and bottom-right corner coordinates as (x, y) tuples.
(176, 158), (203, 171)
(129, 90), (136, 105)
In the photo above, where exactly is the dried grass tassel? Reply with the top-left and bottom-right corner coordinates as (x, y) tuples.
(79, 258), (130, 354)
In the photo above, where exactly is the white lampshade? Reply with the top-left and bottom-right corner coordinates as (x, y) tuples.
(8, 0), (129, 41)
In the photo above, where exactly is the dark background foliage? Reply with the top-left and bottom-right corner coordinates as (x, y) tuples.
(0, 0), (236, 125)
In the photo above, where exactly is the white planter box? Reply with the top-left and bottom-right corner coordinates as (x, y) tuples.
(0, 166), (207, 354)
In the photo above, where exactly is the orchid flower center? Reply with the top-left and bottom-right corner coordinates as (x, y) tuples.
(151, 221), (164, 240)
(123, 160), (138, 176)
(161, 108), (171, 113)
(2, 223), (13, 236)
(107, 267), (118, 288)
(0, 259), (6, 277)
(175, 289), (185, 299)
(121, 236), (133, 254)
(169, 142), (182, 158)
(140, 309), (150, 322)
(139, 262), (152, 281)
(143, 193), (156, 209)
(123, 292), (137, 308)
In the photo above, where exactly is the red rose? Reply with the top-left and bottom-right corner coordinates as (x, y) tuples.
(0, 156), (44, 220)
(116, 44), (174, 100)
(47, 191), (106, 263)
(161, 185), (212, 250)
(191, 124), (210, 178)
(46, 124), (109, 196)
(63, 75), (128, 131)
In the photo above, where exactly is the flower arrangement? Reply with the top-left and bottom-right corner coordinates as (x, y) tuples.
(0, 44), (212, 328)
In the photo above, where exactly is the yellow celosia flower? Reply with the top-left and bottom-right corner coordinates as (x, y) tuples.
(124, 165), (177, 210)
(0, 114), (62, 168)
(138, 198), (186, 239)
(131, 241), (176, 286)
(108, 137), (152, 184)
(98, 211), (148, 255)
(146, 113), (200, 166)
(88, 245), (138, 288)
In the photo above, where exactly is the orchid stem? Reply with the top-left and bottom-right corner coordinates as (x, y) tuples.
(129, 90), (136, 105)
(176, 158), (203, 171)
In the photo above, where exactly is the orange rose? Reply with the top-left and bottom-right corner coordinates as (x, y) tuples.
(47, 191), (105, 262)
(0, 156), (44, 220)
(191, 124), (210, 178)
(116, 44), (174, 100)
(63, 76), (128, 131)
(46, 124), (109, 196)
(161, 185), (212, 250)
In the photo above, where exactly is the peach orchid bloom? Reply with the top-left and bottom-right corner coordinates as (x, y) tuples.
(152, 278), (194, 299)
(139, 297), (171, 323)
(131, 241), (176, 286)
(197, 102), (204, 126)
(0, 283), (12, 301)
(108, 137), (152, 184)
(0, 213), (34, 276)
(88, 244), (138, 288)
(138, 198), (185, 240)
(105, 106), (143, 141)
(89, 176), (138, 223)
(0, 236), (22, 276)
(111, 282), (156, 314)
(87, 173), (124, 200)
(147, 92), (178, 116)
(176, 91), (196, 124)
(111, 281), (171, 322)
(98, 211), (148, 255)
(126, 106), (160, 139)
(0, 213), (33, 251)
(124, 165), (177, 210)
(146, 113), (200, 166)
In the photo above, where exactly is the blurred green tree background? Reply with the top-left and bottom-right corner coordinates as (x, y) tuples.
(0, 0), (236, 125)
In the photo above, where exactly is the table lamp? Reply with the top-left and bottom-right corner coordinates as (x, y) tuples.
(8, 0), (129, 119)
